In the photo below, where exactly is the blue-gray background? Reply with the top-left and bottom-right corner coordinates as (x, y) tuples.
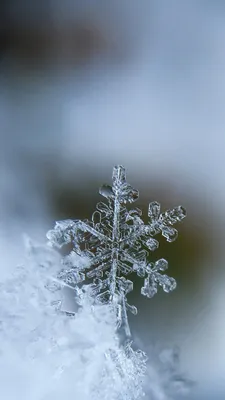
(0, 1), (224, 399)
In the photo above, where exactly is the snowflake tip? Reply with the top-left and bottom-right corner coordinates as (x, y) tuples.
(112, 165), (126, 183)
(162, 277), (177, 293)
(164, 205), (187, 224)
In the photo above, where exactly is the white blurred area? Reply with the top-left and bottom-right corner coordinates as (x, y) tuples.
(1, 1), (225, 399)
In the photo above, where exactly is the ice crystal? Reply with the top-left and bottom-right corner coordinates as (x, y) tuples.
(47, 165), (186, 337)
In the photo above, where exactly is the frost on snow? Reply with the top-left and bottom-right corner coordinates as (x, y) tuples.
(0, 239), (147, 400)
(47, 165), (186, 337)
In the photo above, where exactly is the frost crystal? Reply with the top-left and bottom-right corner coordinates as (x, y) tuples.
(47, 165), (186, 337)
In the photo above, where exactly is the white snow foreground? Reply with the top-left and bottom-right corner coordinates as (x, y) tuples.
(0, 241), (148, 400)
(0, 239), (190, 400)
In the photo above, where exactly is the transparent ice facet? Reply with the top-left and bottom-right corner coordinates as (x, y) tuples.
(154, 258), (168, 272)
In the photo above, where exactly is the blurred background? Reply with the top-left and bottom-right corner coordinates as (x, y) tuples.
(0, 0), (225, 399)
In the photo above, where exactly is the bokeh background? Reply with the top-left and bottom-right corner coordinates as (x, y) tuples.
(0, 1), (225, 399)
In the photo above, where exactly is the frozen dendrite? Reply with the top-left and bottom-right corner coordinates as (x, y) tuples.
(47, 165), (186, 337)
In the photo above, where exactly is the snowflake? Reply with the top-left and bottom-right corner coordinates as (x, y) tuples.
(47, 165), (186, 337)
